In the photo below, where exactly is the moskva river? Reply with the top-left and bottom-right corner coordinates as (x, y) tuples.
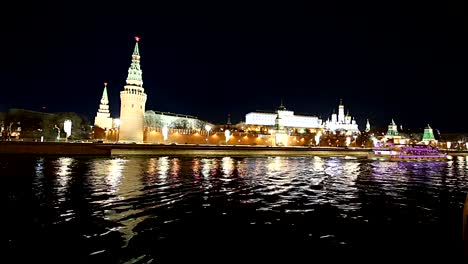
(2, 155), (468, 263)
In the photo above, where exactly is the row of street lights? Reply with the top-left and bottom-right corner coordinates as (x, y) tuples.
(160, 124), (215, 144)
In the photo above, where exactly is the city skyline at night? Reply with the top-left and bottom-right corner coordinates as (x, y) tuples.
(1, 2), (465, 132)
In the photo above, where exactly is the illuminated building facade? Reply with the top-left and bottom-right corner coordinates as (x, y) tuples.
(245, 103), (322, 129)
(145, 110), (210, 129)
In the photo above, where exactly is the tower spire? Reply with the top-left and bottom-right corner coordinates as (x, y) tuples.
(126, 36), (143, 87)
(227, 113), (232, 125)
(94, 82), (113, 130)
(133, 36), (140, 55)
(101, 82), (109, 105)
(278, 98), (286, 111)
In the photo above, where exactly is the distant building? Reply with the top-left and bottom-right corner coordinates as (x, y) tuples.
(386, 119), (399, 137)
(381, 119), (407, 144)
(145, 110), (211, 129)
(421, 124), (437, 145)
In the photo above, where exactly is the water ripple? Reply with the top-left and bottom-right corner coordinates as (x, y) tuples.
(1, 155), (467, 262)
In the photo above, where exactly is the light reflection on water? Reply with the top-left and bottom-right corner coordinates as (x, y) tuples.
(2, 155), (468, 262)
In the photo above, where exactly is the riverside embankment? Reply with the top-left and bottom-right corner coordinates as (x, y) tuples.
(2, 141), (467, 156)
(0, 141), (372, 156)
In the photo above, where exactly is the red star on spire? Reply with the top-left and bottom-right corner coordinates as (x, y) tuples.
(135, 36), (140, 42)
(104, 82), (108, 86)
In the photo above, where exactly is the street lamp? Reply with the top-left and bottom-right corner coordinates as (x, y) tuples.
(64, 120), (72, 141)
(54, 124), (60, 141)
(114, 119), (121, 142)
(315, 131), (321, 146)
(224, 129), (230, 144)
(162, 125), (168, 143)
(205, 124), (212, 144)
(346, 136), (351, 147)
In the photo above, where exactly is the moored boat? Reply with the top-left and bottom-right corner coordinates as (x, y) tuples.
(369, 144), (447, 161)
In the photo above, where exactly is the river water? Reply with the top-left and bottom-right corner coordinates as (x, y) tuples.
(1, 155), (468, 263)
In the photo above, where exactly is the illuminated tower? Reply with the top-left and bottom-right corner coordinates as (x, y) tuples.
(338, 99), (345, 123)
(386, 119), (399, 136)
(422, 124), (436, 143)
(331, 109), (337, 123)
(345, 110), (351, 124)
(119, 37), (147, 143)
(274, 112), (287, 146)
(275, 112), (284, 131)
(365, 119), (370, 132)
(94, 82), (113, 130)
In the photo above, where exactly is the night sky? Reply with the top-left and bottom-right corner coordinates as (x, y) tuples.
(1, 2), (466, 132)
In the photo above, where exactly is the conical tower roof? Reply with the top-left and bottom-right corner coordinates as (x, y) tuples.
(126, 36), (143, 87)
(386, 119), (399, 136)
(422, 124), (436, 141)
(100, 82), (109, 105)
(277, 99), (287, 111)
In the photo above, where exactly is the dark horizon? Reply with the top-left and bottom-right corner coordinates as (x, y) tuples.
(1, 2), (466, 133)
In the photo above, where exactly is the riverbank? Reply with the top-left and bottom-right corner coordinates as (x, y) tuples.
(0, 141), (373, 156)
(2, 141), (467, 157)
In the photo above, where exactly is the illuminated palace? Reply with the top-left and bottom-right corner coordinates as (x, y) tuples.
(245, 99), (360, 135)
(245, 102), (322, 131)
(93, 37), (211, 143)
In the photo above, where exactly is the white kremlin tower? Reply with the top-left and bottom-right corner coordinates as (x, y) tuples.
(94, 82), (113, 130)
(119, 37), (147, 143)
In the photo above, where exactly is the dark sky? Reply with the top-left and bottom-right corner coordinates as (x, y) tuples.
(1, 2), (466, 132)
